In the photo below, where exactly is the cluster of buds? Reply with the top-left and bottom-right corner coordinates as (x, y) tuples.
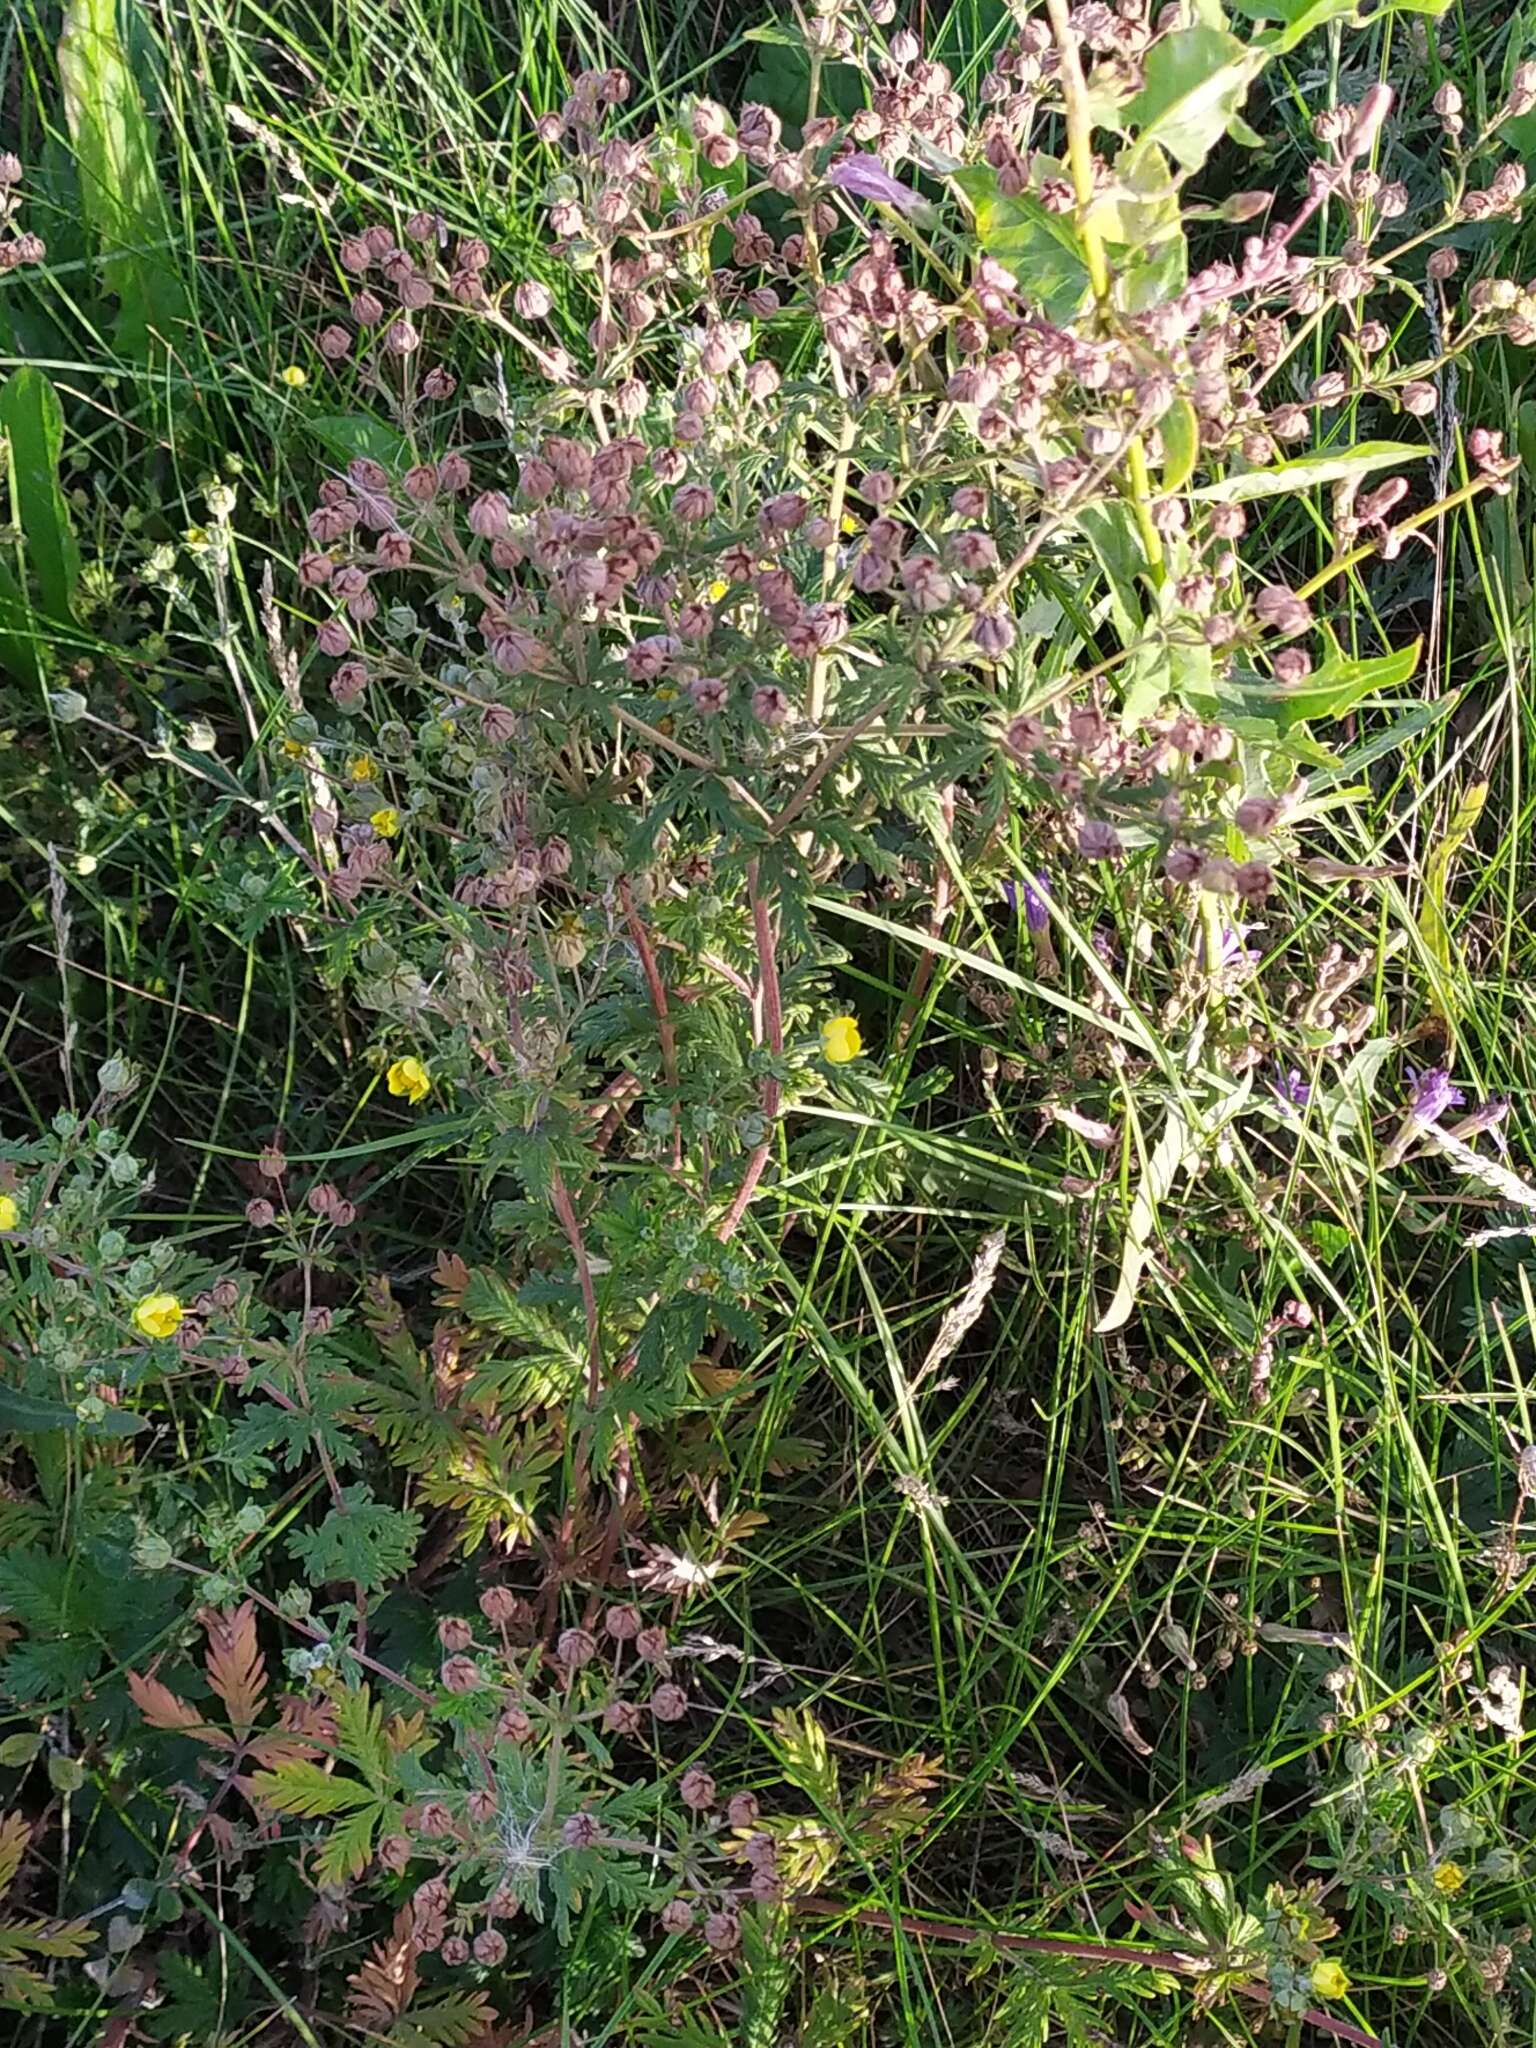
(0, 155), (45, 270)
(355, 1594), (800, 1963)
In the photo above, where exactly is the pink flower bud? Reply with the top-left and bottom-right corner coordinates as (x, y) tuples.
(315, 616), (351, 656)
(467, 490), (511, 539)
(351, 290), (383, 326)
(603, 1700), (642, 1737)
(480, 1585), (519, 1624)
(438, 1616), (474, 1651)
(440, 1655), (482, 1694)
(440, 1936), (469, 1967)
(514, 280), (553, 319)
(659, 1897), (695, 1934)
(557, 1626), (597, 1668)
(726, 1791), (760, 1828)
(673, 483), (715, 523)
(680, 1767), (715, 1811)
(496, 1705), (533, 1744)
(703, 1911), (740, 1952)
(650, 1682), (688, 1722)
(245, 1198), (276, 1228)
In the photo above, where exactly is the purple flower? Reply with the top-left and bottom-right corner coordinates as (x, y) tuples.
(1001, 873), (1052, 933)
(1407, 1065), (1465, 1125)
(1454, 1094), (1510, 1153)
(1271, 1067), (1311, 1113)
(1197, 920), (1257, 971)
(827, 154), (924, 217)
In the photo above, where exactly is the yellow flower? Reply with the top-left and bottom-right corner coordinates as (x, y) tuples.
(387, 1056), (430, 1105)
(348, 754), (376, 782)
(821, 1014), (863, 1065)
(133, 1293), (183, 1341)
(0, 1194), (19, 1232)
(1433, 1860), (1466, 1895)
(370, 807), (401, 838)
(281, 736), (308, 760)
(1309, 1960), (1351, 2002)
(707, 578), (730, 602)
(279, 364), (308, 389)
(840, 512), (860, 534)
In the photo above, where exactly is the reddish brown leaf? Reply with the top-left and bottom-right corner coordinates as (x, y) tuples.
(200, 1601), (267, 1739)
(127, 1671), (230, 1747)
(246, 1695), (335, 1771)
(345, 1902), (420, 2026)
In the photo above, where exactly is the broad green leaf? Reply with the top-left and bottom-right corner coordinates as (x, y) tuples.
(1222, 634), (1421, 732)
(951, 166), (1092, 322)
(0, 368), (81, 627)
(1097, 1107), (1198, 1334)
(1159, 396), (1200, 495)
(1096, 146), (1188, 310)
(1190, 439), (1426, 503)
(57, 0), (188, 359)
(1123, 28), (1264, 174)
(308, 413), (411, 473)
(0, 1384), (145, 1437)
(0, 559), (41, 689)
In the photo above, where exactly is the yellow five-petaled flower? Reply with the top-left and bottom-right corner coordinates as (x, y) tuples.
(133, 1293), (183, 1340)
(387, 1056), (430, 1105)
(370, 807), (401, 838)
(1433, 1860), (1467, 1895)
(0, 1194), (18, 1232)
(279, 364), (307, 389)
(1309, 1959), (1351, 2002)
(821, 1015), (863, 1065)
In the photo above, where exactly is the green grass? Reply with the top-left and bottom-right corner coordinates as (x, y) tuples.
(4, 0), (1536, 2042)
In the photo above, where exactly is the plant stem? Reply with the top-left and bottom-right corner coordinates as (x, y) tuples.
(1044, 0), (1164, 585)
(717, 861), (783, 1243)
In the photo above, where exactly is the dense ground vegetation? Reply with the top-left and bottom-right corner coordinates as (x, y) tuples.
(5, 0), (1536, 2042)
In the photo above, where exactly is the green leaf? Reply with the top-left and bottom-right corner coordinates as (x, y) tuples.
(0, 369), (80, 627)
(308, 413), (411, 473)
(0, 1384), (145, 1437)
(771, 1707), (840, 1808)
(1232, 0), (1361, 52)
(951, 165), (1091, 322)
(1159, 396), (1200, 495)
(0, 558), (41, 688)
(1223, 633), (1421, 732)
(1190, 439), (1427, 503)
(313, 1798), (381, 1883)
(1096, 1107), (1199, 1334)
(287, 1484), (423, 1592)
(57, 0), (188, 359)
(1124, 28), (1264, 174)
(1419, 777), (1487, 983)
(334, 1684), (390, 1790)
(248, 1760), (377, 1817)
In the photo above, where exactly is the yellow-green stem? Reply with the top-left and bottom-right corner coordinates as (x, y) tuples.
(1044, 0), (1163, 585)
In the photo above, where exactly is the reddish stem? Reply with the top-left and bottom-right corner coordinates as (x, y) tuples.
(717, 862), (783, 1243)
(550, 1164), (602, 1404)
(618, 876), (681, 1170)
